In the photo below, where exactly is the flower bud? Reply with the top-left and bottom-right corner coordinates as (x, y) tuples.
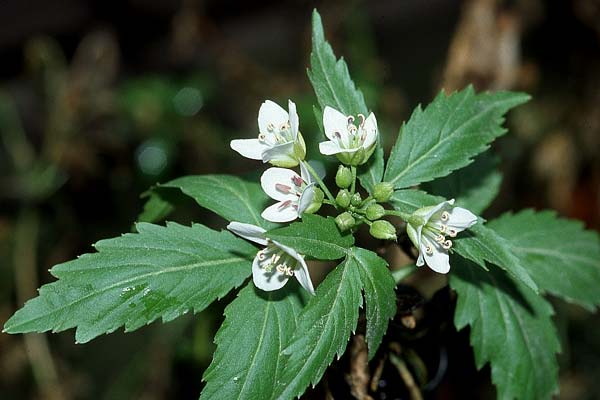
(369, 220), (396, 241)
(335, 212), (356, 232)
(335, 165), (353, 189)
(351, 192), (362, 206)
(303, 188), (324, 214)
(365, 204), (385, 221)
(373, 182), (394, 203)
(336, 189), (351, 208)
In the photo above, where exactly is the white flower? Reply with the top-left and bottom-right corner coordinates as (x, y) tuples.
(227, 222), (315, 294)
(230, 99), (306, 167)
(319, 106), (378, 166)
(260, 163), (316, 223)
(406, 199), (477, 274)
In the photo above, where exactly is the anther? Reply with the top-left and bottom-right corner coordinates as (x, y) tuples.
(267, 123), (275, 132)
(357, 114), (366, 127)
(441, 211), (450, 221)
(278, 200), (293, 210)
(435, 234), (445, 243)
(291, 175), (303, 187)
(425, 244), (434, 255)
(334, 131), (342, 139)
(275, 183), (292, 193)
(257, 251), (266, 261)
(258, 133), (266, 141)
(448, 229), (457, 237)
(442, 240), (453, 250)
(347, 115), (355, 124)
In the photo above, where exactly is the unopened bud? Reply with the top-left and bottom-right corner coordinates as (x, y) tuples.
(351, 192), (362, 206)
(335, 165), (353, 189)
(336, 189), (351, 208)
(335, 212), (356, 232)
(365, 204), (385, 221)
(369, 220), (396, 240)
(373, 182), (394, 203)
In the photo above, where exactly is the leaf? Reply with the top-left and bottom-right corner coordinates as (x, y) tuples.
(389, 189), (444, 215)
(384, 86), (529, 189)
(265, 214), (354, 260)
(450, 257), (560, 400)
(276, 254), (363, 399)
(454, 223), (539, 293)
(3, 222), (256, 343)
(137, 192), (174, 223)
(352, 247), (396, 359)
(201, 282), (308, 400)
(161, 175), (276, 229)
(489, 209), (600, 310)
(358, 145), (384, 194)
(421, 152), (502, 214)
(308, 9), (368, 117)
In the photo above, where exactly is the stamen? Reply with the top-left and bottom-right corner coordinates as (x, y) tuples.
(435, 234), (445, 243)
(267, 123), (275, 132)
(348, 124), (357, 134)
(357, 114), (366, 127)
(291, 175), (303, 187)
(278, 200), (293, 210)
(439, 224), (447, 233)
(442, 240), (453, 250)
(257, 250), (266, 261)
(448, 229), (457, 238)
(334, 131), (342, 139)
(270, 253), (281, 265)
(276, 264), (294, 276)
(441, 211), (450, 221)
(258, 133), (266, 141)
(425, 244), (434, 255)
(275, 183), (292, 193)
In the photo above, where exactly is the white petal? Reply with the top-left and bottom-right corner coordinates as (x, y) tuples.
(421, 237), (450, 274)
(273, 240), (301, 261)
(252, 254), (289, 292)
(362, 112), (378, 148)
(230, 139), (268, 160)
(424, 200), (454, 223)
(227, 222), (268, 246)
(294, 258), (315, 295)
(288, 100), (299, 139)
(319, 140), (343, 155)
(260, 168), (300, 202)
(416, 253), (425, 267)
(447, 207), (478, 232)
(262, 142), (295, 164)
(297, 184), (316, 214)
(323, 106), (349, 141)
(258, 100), (289, 135)
(261, 202), (299, 223)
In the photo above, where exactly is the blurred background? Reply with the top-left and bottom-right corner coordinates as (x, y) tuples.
(0, 0), (598, 399)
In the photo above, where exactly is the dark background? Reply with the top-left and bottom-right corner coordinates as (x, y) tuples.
(0, 0), (598, 399)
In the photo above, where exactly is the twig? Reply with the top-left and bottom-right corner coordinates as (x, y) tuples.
(348, 334), (373, 400)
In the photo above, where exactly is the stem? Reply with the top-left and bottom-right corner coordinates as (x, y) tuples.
(302, 161), (337, 209)
(350, 165), (357, 194)
(385, 209), (412, 221)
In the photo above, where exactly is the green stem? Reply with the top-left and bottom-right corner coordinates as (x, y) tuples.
(302, 161), (337, 209)
(385, 210), (412, 221)
(350, 165), (357, 194)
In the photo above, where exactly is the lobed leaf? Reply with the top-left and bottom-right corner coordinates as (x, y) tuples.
(3, 222), (256, 343)
(384, 87), (529, 189)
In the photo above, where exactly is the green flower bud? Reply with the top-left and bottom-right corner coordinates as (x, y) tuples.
(335, 165), (353, 189)
(303, 188), (324, 214)
(369, 220), (397, 241)
(336, 189), (351, 208)
(335, 212), (356, 232)
(373, 182), (394, 203)
(351, 192), (362, 206)
(365, 204), (385, 221)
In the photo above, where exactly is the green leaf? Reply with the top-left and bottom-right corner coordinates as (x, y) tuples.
(450, 257), (560, 400)
(201, 282), (308, 400)
(358, 145), (384, 194)
(3, 222), (256, 343)
(489, 209), (600, 310)
(454, 223), (539, 293)
(389, 189), (444, 215)
(276, 254), (363, 399)
(161, 175), (276, 229)
(352, 247), (396, 359)
(308, 9), (368, 117)
(137, 192), (174, 223)
(384, 87), (529, 189)
(265, 214), (354, 260)
(421, 152), (502, 214)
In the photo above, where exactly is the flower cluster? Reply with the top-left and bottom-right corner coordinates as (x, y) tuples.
(229, 99), (478, 294)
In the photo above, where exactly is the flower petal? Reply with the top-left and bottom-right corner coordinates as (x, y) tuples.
(261, 202), (299, 223)
(230, 139), (268, 160)
(362, 112), (378, 148)
(323, 106), (349, 141)
(420, 237), (450, 274)
(297, 184), (316, 214)
(227, 222), (268, 245)
(294, 258), (315, 295)
(288, 99), (299, 139)
(258, 100), (289, 135)
(447, 207), (478, 232)
(262, 142), (296, 165)
(260, 168), (300, 202)
(319, 140), (343, 155)
(252, 254), (289, 292)
(424, 199), (454, 223)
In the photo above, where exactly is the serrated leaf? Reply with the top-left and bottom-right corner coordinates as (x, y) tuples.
(358, 145), (384, 194)
(276, 254), (363, 399)
(201, 281), (308, 400)
(265, 214), (354, 260)
(3, 222), (256, 343)
(352, 247), (396, 359)
(450, 257), (560, 400)
(489, 209), (600, 310)
(161, 175), (276, 229)
(308, 9), (368, 117)
(384, 87), (529, 189)
(421, 152), (502, 214)
(137, 192), (174, 223)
